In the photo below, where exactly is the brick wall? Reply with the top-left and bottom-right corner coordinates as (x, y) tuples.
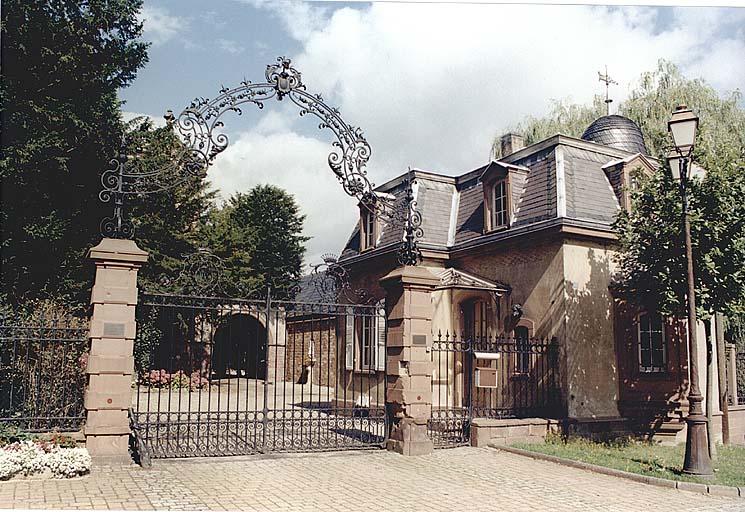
(285, 316), (338, 388)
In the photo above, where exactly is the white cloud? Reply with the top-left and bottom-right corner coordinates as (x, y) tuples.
(212, 2), (745, 265)
(138, 6), (186, 46)
(122, 111), (167, 128)
(217, 39), (245, 55)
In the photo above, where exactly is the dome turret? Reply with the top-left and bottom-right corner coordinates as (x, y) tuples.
(581, 115), (648, 155)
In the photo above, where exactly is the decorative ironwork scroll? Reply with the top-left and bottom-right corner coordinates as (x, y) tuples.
(99, 56), (422, 264)
(395, 172), (423, 266)
(158, 249), (227, 296)
(309, 254), (374, 304)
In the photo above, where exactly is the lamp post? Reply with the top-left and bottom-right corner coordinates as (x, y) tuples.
(667, 104), (713, 477)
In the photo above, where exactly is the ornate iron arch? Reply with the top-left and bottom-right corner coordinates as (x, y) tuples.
(100, 56), (421, 264)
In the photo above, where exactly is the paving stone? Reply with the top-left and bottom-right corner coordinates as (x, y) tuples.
(0, 447), (742, 510)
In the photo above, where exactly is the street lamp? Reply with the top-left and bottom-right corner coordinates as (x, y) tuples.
(667, 104), (713, 477)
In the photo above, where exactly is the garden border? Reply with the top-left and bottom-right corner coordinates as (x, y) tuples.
(489, 444), (744, 499)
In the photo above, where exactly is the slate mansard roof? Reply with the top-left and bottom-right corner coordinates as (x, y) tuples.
(339, 124), (654, 262)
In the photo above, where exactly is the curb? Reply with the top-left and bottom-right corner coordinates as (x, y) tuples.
(489, 444), (743, 499)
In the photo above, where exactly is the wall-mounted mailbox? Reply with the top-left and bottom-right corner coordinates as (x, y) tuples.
(473, 352), (500, 388)
(475, 367), (498, 388)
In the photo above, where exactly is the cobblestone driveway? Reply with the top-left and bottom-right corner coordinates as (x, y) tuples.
(1, 447), (742, 511)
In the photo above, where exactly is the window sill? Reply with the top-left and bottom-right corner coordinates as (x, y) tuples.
(352, 368), (379, 375)
(485, 225), (509, 234)
(637, 369), (669, 378)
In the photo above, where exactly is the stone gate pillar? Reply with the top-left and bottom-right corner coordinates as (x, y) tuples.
(380, 266), (438, 456)
(84, 238), (148, 459)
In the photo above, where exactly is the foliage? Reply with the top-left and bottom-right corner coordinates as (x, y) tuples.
(0, 300), (89, 431)
(621, 60), (745, 160)
(0, 440), (91, 480)
(200, 185), (309, 298)
(141, 369), (209, 390)
(0, 0), (149, 306)
(515, 436), (745, 487)
(0, 426), (33, 447)
(613, 143), (745, 319)
(724, 312), (745, 351)
(492, 60), (745, 162)
(122, 118), (218, 294)
(491, 96), (607, 158)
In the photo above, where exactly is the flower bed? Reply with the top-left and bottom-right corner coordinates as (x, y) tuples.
(141, 369), (209, 390)
(0, 440), (91, 480)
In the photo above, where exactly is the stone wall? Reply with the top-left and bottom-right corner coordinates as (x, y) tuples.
(727, 405), (745, 446)
(562, 239), (620, 418)
(285, 316), (337, 387)
(471, 417), (561, 447)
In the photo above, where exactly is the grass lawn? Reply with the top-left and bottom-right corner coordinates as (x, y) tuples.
(512, 436), (745, 487)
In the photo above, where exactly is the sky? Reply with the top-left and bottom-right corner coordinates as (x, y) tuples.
(120, 1), (745, 268)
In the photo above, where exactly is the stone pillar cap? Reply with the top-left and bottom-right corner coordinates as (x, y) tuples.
(380, 265), (440, 287)
(88, 238), (149, 264)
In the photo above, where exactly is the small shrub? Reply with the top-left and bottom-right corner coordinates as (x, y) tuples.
(0, 425), (33, 447)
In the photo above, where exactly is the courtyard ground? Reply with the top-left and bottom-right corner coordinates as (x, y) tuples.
(1, 447), (742, 511)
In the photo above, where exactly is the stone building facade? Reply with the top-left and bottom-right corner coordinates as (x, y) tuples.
(333, 114), (735, 444)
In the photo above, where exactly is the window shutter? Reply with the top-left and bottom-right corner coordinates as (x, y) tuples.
(345, 310), (355, 371)
(375, 300), (386, 372)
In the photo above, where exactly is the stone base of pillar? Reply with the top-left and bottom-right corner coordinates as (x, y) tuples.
(387, 419), (433, 456)
(85, 434), (131, 462)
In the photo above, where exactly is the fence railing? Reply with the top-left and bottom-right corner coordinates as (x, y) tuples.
(0, 310), (89, 432)
(728, 350), (745, 407)
(428, 333), (560, 448)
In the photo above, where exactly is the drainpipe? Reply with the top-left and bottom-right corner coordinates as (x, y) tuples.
(715, 313), (729, 445)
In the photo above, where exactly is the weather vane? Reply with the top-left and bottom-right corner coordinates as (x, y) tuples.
(598, 65), (617, 116)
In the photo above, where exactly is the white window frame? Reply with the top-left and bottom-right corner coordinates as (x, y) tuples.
(345, 301), (386, 372)
(361, 211), (375, 250)
(492, 180), (508, 229)
(637, 312), (667, 373)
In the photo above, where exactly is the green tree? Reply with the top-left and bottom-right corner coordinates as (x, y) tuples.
(1, 0), (149, 305)
(122, 118), (217, 293)
(614, 156), (745, 319)
(201, 185), (308, 298)
(492, 60), (745, 162)
(491, 96), (607, 159)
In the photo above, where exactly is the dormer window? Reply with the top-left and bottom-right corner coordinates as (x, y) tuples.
(480, 161), (527, 233)
(492, 180), (508, 229)
(602, 154), (657, 212)
(360, 209), (377, 251)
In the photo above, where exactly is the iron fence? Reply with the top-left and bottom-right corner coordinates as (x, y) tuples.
(132, 292), (387, 458)
(428, 333), (560, 448)
(0, 310), (89, 432)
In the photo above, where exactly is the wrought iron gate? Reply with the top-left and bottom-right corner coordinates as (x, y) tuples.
(131, 292), (387, 458)
(428, 333), (560, 448)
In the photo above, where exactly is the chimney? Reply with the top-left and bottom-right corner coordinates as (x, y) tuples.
(500, 133), (525, 158)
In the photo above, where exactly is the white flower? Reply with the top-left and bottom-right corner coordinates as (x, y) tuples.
(0, 441), (91, 480)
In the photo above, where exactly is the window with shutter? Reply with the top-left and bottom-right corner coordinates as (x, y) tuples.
(345, 310), (355, 371)
(376, 300), (386, 371)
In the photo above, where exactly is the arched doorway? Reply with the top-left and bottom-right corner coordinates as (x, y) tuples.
(212, 314), (267, 380)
